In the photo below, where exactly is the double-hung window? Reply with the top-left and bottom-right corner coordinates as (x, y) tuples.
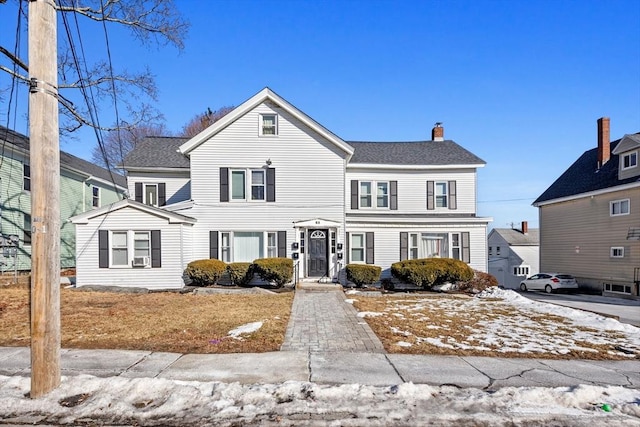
(267, 232), (278, 258)
(610, 199), (630, 216)
(145, 184), (158, 206)
(359, 181), (389, 209)
(350, 233), (365, 263)
(134, 232), (150, 259)
(23, 214), (31, 245)
(231, 169), (266, 201)
(111, 231), (129, 266)
(435, 182), (448, 208)
(92, 186), (100, 208)
(622, 152), (637, 169)
(23, 164), (30, 192)
(260, 114), (277, 136)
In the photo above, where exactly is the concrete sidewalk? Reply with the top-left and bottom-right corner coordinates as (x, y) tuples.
(1, 346), (639, 391)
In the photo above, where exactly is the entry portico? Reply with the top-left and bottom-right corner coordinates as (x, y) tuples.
(292, 218), (344, 280)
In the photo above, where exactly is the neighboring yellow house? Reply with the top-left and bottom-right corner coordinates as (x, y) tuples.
(533, 118), (640, 299)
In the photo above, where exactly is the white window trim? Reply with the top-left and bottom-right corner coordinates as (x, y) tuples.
(435, 181), (448, 208)
(621, 151), (638, 170)
(610, 199), (630, 217)
(350, 233), (366, 264)
(109, 230), (151, 268)
(23, 163), (31, 192)
(92, 186), (100, 208)
(610, 247), (625, 258)
(229, 168), (266, 202)
(359, 180), (390, 210)
(143, 183), (158, 207)
(603, 282), (632, 295)
(259, 113), (278, 136)
(512, 265), (530, 276)
(219, 231), (279, 262)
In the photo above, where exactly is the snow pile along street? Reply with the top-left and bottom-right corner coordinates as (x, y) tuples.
(1, 375), (640, 426)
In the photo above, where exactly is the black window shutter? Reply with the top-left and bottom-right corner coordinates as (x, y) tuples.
(267, 168), (276, 202)
(448, 181), (457, 210)
(220, 168), (229, 202)
(426, 181), (434, 210)
(390, 181), (398, 210)
(277, 230), (287, 257)
(158, 183), (166, 206)
(151, 230), (161, 268)
(98, 230), (109, 268)
(210, 231), (219, 259)
(345, 232), (350, 264)
(350, 180), (359, 209)
(400, 232), (408, 261)
(462, 232), (470, 263)
(366, 232), (375, 264)
(135, 182), (143, 203)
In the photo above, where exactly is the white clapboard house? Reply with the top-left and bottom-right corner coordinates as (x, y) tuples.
(71, 88), (492, 289)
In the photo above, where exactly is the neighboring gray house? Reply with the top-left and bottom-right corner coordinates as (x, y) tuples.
(488, 221), (539, 289)
(71, 88), (492, 289)
(533, 118), (640, 299)
(0, 125), (127, 271)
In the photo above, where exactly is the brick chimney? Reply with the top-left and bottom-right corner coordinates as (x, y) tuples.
(597, 117), (610, 167)
(432, 122), (444, 141)
(521, 221), (528, 235)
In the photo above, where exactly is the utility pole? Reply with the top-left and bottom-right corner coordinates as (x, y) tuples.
(28, 0), (61, 397)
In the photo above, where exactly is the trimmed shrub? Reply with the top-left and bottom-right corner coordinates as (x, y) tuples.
(253, 257), (293, 287)
(184, 259), (227, 286)
(227, 262), (254, 286)
(391, 258), (474, 289)
(345, 264), (381, 288)
(458, 270), (499, 294)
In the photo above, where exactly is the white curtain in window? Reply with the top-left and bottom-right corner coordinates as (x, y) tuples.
(233, 232), (263, 262)
(421, 234), (447, 258)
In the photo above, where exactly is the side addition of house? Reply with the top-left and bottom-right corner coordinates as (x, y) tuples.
(488, 221), (539, 289)
(71, 88), (492, 289)
(533, 118), (640, 299)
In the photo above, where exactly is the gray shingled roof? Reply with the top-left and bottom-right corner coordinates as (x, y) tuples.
(347, 140), (486, 165)
(1, 125), (126, 188)
(534, 135), (640, 204)
(492, 228), (539, 246)
(122, 136), (190, 169)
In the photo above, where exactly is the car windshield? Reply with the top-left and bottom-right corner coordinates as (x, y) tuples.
(556, 274), (574, 279)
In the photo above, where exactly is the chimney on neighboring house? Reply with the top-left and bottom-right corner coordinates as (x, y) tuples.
(432, 122), (444, 141)
(597, 117), (610, 168)
(521, 221), (528, 235)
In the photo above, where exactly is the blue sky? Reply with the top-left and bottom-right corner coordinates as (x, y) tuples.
(1, 0), (639, 229)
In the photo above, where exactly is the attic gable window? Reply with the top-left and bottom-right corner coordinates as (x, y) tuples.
(260, 114), (278, 136)
(622, 152), (637, 170)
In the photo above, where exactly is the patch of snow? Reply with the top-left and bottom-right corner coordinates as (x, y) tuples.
(344, 299), (356, 304)
(357, 311), (384, 318)
(227, 322), (263, 339)
(396, 341), (413, 347)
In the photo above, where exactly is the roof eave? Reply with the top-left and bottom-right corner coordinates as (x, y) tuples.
(533, 181), (640, 207)
(347, 163), (485, 170)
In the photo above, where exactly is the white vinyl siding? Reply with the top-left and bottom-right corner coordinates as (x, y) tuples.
(187, 102), (346, 261)
(127, 171), (191, 206)
(346, 169), (477, 214)
(74, 206), (193, 289)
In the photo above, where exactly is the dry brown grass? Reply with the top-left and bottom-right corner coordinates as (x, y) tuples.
(0, 282), (293, 354)
(352, 295), (639, 360)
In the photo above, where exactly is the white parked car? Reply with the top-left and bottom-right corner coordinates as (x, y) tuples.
(519, 273), (579, 294)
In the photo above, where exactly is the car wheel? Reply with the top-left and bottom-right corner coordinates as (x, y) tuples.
(520, 283), (527, 292)
(545, 285), (553, 294)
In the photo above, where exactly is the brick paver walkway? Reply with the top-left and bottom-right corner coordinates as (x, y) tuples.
(281, 289), (385, 353)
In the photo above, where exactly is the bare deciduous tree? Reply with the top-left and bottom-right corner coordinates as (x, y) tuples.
(180, 106), (234, 138)
(0, 0), (189, 150)
(91, 121), (169, 169)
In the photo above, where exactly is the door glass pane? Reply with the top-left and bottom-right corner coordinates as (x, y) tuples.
(231, 171), (246, 199)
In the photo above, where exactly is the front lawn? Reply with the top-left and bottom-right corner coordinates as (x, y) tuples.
(0, 282), (293, 354)
(349, 288), (640, 360)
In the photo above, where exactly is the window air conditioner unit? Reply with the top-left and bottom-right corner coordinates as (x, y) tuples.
(132, 256), (150, 267)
